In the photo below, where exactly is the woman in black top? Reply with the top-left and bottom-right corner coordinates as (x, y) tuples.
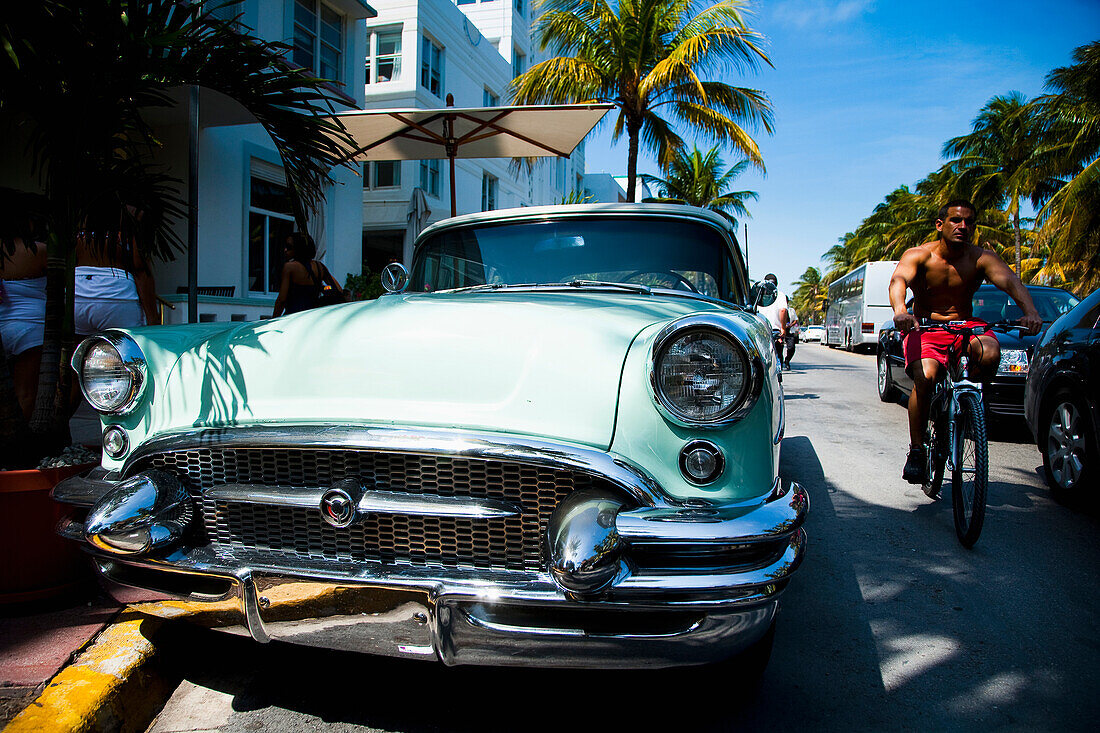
(272, 232), (344, 317)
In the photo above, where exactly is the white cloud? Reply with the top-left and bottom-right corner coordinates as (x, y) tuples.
(770, 0), (876, 29)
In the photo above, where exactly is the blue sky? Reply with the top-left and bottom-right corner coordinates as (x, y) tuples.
(581, 0), (1100, 293)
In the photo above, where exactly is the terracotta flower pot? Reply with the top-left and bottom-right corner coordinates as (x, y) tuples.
(0, 462), (98, 605)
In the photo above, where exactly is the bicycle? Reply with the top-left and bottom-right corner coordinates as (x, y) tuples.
(917, 320), (1020, 548)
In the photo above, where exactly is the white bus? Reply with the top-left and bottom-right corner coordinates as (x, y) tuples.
(824, 260), (899, 351)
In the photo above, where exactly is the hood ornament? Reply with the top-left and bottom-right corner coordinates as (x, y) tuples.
(381, 262), (410, 294)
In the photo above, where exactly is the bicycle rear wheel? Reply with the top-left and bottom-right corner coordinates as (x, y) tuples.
(952, 391), (989, 548)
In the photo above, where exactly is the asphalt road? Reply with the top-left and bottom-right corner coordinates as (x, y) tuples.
(145, 343), (1100, 732)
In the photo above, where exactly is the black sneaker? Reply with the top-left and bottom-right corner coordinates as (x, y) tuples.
(902, 446), (927, 484)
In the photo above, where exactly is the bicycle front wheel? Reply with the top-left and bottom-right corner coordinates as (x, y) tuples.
(952, 391), (989, 548)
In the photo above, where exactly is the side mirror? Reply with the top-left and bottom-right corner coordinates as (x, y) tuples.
(750, 280), (778, 310)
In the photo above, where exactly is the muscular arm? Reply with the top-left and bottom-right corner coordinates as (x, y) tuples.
(890, 250), (921, 331)
(978, 249), (1042, 332)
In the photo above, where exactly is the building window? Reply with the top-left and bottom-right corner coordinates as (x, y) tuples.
(456, 0), (476, 5)
(512, 49), (526, 79)
(421, 36), (444, 97)
(420, 160), (441, 197)
(369, 161), (401, 188)
(482, 173), (497, 211)
(248, 173), (295, 294)
(367, 29), (401, 84)
(483, 88), (499, 107)
(515, 0), (525, 16)
(555, 158), (566, 190)
(293, 0), (343, 80)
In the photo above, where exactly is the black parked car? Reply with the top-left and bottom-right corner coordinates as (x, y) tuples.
(1024, 288), (1100, 498)
(877, 284), (1080, 417)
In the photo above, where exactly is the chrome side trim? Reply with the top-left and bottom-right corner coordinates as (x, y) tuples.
(123, 425), (667, 507)
(774, 380), (785, 445)
(53, 466), (116, 506)
(206, 484), (320, 508)
(616, 481), (807, 545)
(359, 491), (520, 519)
(617, 529), (805, 595)
(206, 484), (520, 519)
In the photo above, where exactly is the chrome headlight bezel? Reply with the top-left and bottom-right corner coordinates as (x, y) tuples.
(648, 314), (766, 429)
(72, 331), (148, 415)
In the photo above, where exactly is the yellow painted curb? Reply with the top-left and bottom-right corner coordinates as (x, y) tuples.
(4, 613), (168, 733)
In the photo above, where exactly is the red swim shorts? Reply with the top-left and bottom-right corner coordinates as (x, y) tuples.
(904, 320), (997, 371)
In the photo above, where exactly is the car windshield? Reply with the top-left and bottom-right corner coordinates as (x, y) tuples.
(972, 288), (1080, 323)
(410, 217), (744, 303)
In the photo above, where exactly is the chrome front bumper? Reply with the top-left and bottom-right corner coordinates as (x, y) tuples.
(54, 428), (807, 669)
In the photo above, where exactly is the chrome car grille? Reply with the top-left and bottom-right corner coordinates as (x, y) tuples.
(135, 448), (615, 571)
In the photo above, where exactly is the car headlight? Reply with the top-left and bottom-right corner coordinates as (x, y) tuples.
(73, 333), (147, 414)
(650, 315), (762, 427)
(997, 349), (1029, 376)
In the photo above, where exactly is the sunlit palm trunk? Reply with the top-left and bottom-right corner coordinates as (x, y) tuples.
(626, 123), (640, 203)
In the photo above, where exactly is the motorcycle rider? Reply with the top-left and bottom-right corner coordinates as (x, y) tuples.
(758, 273), (791, 369)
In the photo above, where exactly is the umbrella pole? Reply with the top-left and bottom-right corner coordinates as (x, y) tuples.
(449, 155), (457, 217)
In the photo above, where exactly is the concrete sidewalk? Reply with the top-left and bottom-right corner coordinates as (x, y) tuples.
(0, 591), (121, 727)
(1, 407), (174, 731)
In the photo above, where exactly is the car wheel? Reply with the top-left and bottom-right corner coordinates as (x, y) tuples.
(1041, 390), (1096, 501)
(877, 351), (900, 402)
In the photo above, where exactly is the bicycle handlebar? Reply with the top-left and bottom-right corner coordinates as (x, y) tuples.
(916, 319), (1025, 335)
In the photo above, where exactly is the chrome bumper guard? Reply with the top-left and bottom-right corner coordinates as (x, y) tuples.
(53, 429), (807, 668)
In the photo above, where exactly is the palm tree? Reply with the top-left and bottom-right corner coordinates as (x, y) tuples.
(822, 232), (861, 283)
(512, 0), (774, 200)
(943, 91), (1062, 273)
(640, 144), (757, 223)
(1032, 41), (1100, 295)
(0, 0), (356, 463)
(790, 267), (826, 325)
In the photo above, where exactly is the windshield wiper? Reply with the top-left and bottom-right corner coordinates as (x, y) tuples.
(566, 280), (651, 294)
(448, 281), (651, 294)
(447, 282), (533, 293)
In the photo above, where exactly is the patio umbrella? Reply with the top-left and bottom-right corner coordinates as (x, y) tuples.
(332, 97), (613, 216)
(402, 187), (430, 266)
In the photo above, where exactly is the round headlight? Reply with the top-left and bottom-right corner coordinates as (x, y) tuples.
(76, 335), (146, 414)
(654, 328), (750, 423)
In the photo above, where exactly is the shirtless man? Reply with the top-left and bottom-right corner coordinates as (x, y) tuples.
(890, 200), (1042, 487)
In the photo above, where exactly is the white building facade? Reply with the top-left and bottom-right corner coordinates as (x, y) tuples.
(157, 0), (376, 324)
(159, 0), (623, 320)
(359, 0), (591, 272)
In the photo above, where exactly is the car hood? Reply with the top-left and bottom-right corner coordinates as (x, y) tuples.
(992, 327), (1041, 351)
(155, 292), (739, 450)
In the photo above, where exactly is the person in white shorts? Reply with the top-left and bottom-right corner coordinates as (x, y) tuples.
(1, 238), (47, 419)
(74, 266), (147, 333)
(75, 227), (159, 337)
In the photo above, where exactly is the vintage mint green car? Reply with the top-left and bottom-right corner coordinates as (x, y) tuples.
(55, 204), (807, 671)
